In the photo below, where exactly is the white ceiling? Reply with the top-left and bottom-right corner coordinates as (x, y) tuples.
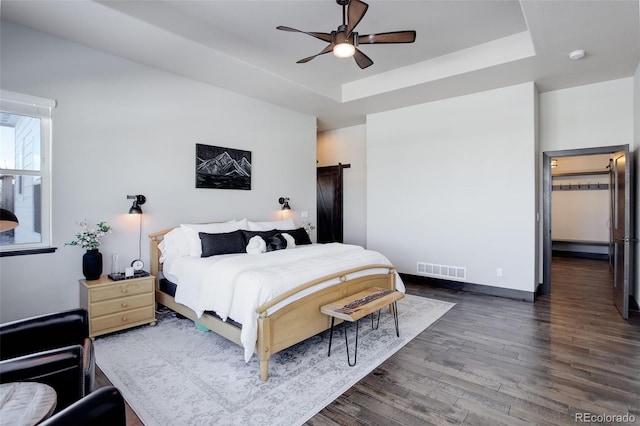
(2, 0), (639, 131)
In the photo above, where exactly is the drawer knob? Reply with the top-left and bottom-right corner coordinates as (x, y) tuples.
(121, 303), (128, 308)
(121, 288), (128, 293)
(122, 317), (128, 322)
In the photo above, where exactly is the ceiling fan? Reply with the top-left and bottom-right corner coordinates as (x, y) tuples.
(276, 0), (416, 69)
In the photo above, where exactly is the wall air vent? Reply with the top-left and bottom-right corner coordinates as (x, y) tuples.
(417, 261), (466, 281)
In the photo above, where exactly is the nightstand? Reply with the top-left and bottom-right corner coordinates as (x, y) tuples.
(79, 275), (157, 338)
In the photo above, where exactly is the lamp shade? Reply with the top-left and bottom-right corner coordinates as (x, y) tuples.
(0, 208), (19, 232)
(129, 204), (143, 215)
(127, 194), (146, 214)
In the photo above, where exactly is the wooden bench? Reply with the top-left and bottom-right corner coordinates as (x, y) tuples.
(320, 287), (404, 366)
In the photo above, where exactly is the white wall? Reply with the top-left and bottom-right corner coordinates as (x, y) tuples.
(317, 125), (367, 247)
(367, 83), (537, 293)
(539, 78), (634, 152)
(0, 22), (317, 322)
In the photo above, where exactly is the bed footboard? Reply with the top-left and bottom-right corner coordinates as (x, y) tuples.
(255, 264), (396, 381)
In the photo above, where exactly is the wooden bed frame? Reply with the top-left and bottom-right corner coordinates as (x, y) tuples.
(149, 226), (398, 381)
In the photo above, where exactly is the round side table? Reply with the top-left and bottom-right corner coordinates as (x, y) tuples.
(0, 382), (57, 426)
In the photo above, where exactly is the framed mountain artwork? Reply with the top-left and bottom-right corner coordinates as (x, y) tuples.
(195, 144), (252, 190)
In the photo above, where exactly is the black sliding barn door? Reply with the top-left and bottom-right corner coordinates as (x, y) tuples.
(317, 164), (350, 243)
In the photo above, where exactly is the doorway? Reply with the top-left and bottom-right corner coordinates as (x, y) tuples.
(542, 145), (634, 319)
(549, 153), (612, 262)
(317, 164), (350, 243)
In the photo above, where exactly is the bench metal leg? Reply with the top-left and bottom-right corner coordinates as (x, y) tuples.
(344, 320), (359, 367)
(328, 316), (335, 357)
(393, 301), (400, 337)
(328, 318), (359, 367)
(371, 309), (381, 330)
(371, 303), (399, 336)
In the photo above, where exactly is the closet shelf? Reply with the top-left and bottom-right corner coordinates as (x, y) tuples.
(551, 170), (609, 177)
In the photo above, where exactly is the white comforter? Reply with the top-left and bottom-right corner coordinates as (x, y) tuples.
(166, 243), (405, 362)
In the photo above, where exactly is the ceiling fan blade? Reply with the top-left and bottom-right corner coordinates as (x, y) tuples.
(296, 44), (335, 64)
(276, 26), (332, 43)
(358, 31), (417, 44)
(353, 48), (374, 69)
(346, 0), (369, 36)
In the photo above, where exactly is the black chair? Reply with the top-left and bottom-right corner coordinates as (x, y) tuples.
(39, 386), (126, 426)
(0, 309), (95, 411)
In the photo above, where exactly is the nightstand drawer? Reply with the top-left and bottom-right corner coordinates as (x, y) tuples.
(90, 279), (153, 302)
(91, 293), (154, 317)
(91, 306), (155, 334)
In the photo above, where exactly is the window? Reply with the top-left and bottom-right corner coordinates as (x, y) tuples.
(0, 91), (55, 253)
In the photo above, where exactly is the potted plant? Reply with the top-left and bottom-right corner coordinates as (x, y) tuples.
(66, 220), (112, 280)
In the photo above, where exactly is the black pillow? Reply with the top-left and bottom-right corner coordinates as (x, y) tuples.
(265, 234), (288, 252)
(199, 230), (246, 257)
(240, 229), (279, 246)
(283, 228), (312, 245)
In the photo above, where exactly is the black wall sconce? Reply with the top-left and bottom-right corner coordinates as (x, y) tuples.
(127, 195), (146, 214)
(278, 197), (291, 210)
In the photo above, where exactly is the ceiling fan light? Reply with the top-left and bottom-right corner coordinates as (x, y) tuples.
(333, 42), (355, 58)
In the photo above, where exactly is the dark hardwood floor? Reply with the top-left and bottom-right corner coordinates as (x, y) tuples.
(97, 257), (640, 425)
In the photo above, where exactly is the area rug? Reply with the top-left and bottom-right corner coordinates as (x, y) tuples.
(94, 294), (454, 426)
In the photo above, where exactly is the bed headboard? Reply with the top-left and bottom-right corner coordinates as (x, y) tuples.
(148, 226), (175, 281)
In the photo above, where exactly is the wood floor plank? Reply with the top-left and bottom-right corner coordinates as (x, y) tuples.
(96, 257), (640, 425)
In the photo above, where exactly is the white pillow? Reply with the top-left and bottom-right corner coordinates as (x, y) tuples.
(247, 218), (296, 232)
(158, 227), (191, 263)
(281, 233), (296, 249)
(246, 235), (266, 254)
(180, 219), (247, 257)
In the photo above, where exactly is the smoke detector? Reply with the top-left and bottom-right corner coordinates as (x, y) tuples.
(568, 49), (586, 60)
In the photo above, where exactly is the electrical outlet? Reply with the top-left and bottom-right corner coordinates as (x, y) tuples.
(301, 211), (308, 219)
(497, 268), (503, 277)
